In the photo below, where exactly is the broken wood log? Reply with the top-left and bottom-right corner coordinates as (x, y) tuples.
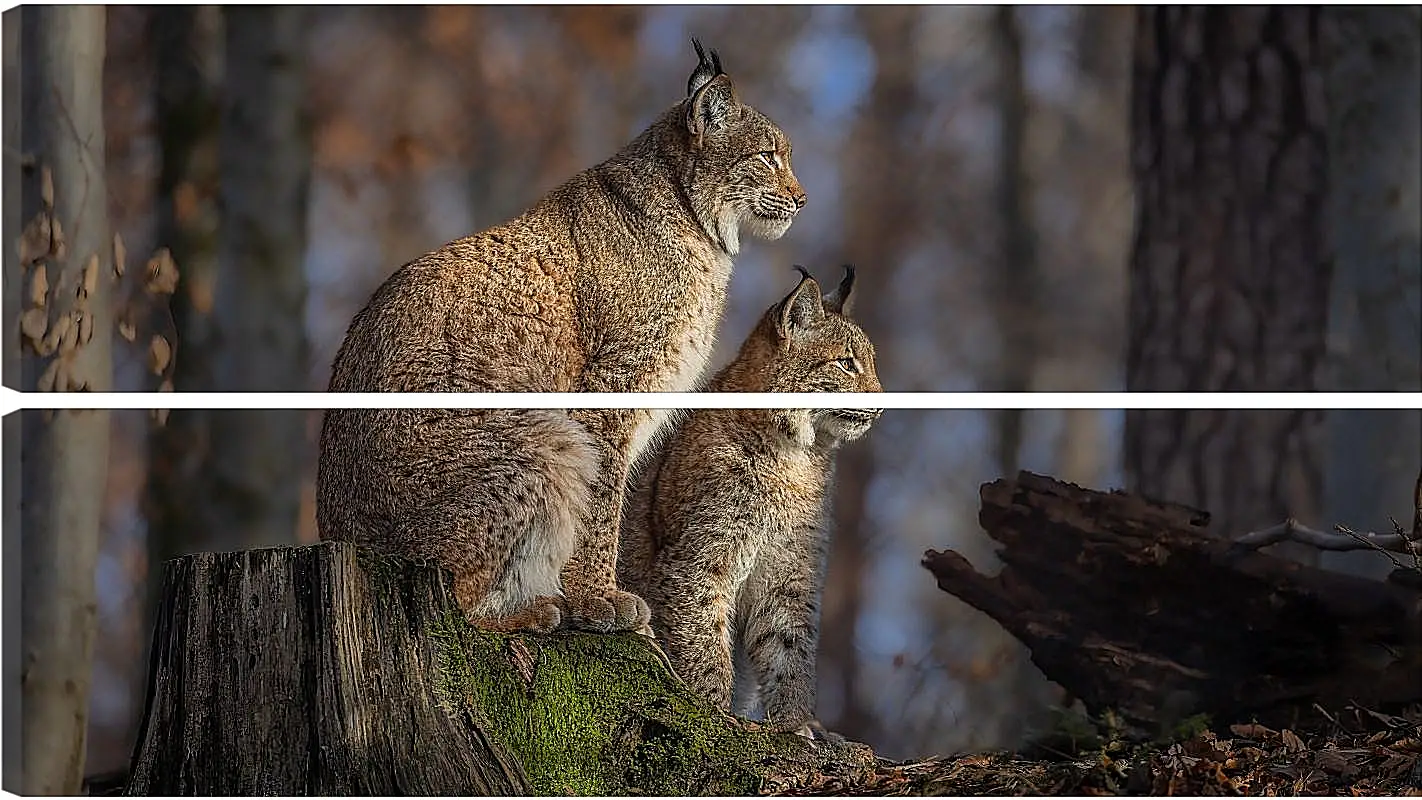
(125, 542), (874, 795)
(923, 471), (1422, 738)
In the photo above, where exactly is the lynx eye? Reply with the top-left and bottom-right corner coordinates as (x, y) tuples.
(756, 151), (780, 169)
(834, 357), (859, 375)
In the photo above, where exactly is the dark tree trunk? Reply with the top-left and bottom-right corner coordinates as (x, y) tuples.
(1322, 7), (1422, 579)
(125, 543), (873, 796)
(1125, 7), (1331, 541)
(143, 1), (224, 647)
(923, 472), (1422, 738)
(990, 4), (1038, 474)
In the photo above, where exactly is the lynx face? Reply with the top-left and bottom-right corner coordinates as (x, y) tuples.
(681, 41), (806, 255)
(714, 265), (883, 446)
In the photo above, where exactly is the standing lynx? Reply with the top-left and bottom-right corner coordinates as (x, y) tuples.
(318, 41), (806, 634)
(620, 266), (882, 733)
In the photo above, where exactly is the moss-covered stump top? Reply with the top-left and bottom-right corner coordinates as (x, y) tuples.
(433, 620), (841, 796)
(127, 542), (871, 796)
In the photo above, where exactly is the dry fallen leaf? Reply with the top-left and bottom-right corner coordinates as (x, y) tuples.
(78, 310), (93, 345)
(81, 254), (99, 298)
(152, 379), (174, 426)
(40, 313), (71, 356)
(28, 264), (48, 308)
(1230, 723), (1276, 740)
(58, 312), (80, 355)
(144, 248), (179, 295)
(118, 318), (137, 342)
(40, 165), (53, 209)
(148, 334), (172, 376)
(113, 232), (126, 277)
(49, 217), (65, 260)
(36, 359), (60, 393)
(20, 308), (48, 345)
(1280, 729), (1306, 753)
(18, 213), (51, 264)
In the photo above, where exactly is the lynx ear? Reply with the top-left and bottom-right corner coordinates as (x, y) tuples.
(685, 39), (737, 145)
(822, 264), (857, 316)
(777, 267), (825, 338)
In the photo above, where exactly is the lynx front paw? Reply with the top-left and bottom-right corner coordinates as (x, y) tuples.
(563, 588), (651, 633)
(764, 708), (815, 735)
(469, 595), (563, 634)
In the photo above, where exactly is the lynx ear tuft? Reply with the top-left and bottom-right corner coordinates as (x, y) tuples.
(687, 38), (725, 97)
(685, 39), (737, 146)
(777, 266), (825, 338)
(823, 264), (857, 316)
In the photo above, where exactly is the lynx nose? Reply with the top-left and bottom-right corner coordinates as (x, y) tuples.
(791, 189), (807, 209)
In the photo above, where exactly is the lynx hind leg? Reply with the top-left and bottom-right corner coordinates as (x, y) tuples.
(413, 410), (599, 633)
(731, 642), (764, 720)
(738, 567), (818, 734)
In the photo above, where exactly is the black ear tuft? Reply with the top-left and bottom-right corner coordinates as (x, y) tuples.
(792, 265), (814, 283)
(687, 37), (725, 98)
(685, 39), (736, 145)
(823, 264), (857, 315)
(777, 267), (825, 338)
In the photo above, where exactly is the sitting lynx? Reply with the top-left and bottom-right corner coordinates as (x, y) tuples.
(620, 266), (882, 734)
(318, 41), (806, 634)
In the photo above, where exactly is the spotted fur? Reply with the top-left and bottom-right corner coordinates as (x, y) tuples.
(318, 41), (806, 634)
(620, 266), (882, 733)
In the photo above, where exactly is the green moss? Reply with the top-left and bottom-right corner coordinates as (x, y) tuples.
(424, 617), (805, 796)
(1164, 713), (1213, 743)
(353, 545), (412, 591)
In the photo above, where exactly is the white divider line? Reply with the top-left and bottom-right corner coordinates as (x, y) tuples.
(2, 387), (1419, 414)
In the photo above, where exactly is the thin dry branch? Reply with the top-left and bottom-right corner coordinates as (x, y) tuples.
(1232, 518), (1416, 554)
(1228, 517), (1416, 574)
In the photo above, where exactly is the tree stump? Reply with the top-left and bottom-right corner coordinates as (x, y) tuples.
(126, 542), (872, 795)
(923, 472), (1422, 736)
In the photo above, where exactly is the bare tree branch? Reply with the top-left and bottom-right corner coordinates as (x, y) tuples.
(1231, 517), (1418, 563)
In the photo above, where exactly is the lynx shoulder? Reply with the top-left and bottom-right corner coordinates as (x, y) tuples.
(318, 41), (805, 634)
(620, 265), (883, 734)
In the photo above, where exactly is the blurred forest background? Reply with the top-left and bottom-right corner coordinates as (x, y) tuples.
(5, 4), (1419, 786)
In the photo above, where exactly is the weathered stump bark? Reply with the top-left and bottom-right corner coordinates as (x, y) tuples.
(126, 542), (872, 795)
(923, 472), (1422, 736)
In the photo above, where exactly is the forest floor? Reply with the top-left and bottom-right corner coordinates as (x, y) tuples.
(84, 703), (1421, 797)
(766, 703), (1422, 796)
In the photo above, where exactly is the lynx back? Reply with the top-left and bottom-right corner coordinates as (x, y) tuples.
(319, 41), (805, 634)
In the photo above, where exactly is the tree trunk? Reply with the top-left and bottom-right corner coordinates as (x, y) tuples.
(1322, 7), (1422, 579)
(3, 9), (18, 393)
(202, 7), (311, 544)
(143, 0), (224, 638)
(125, 542), (873, 796)
(1125, 8), (1331, 541)
(989, 4), (1038, 475)
(17, 5), (112, 794)
(923, 472), (1422, 739)
(3, 14), (18, 790)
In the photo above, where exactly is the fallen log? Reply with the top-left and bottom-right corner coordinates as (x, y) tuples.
(125, 542), (874, 795)
(923, 471), (1422, 737)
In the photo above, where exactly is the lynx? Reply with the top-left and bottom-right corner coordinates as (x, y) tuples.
(620, 266), (882, 733)
(318, 41), (806, 634)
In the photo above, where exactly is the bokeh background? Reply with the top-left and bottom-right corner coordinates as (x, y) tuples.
(89, 4), (1136, 770)
(11, 4), (1414, 777)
